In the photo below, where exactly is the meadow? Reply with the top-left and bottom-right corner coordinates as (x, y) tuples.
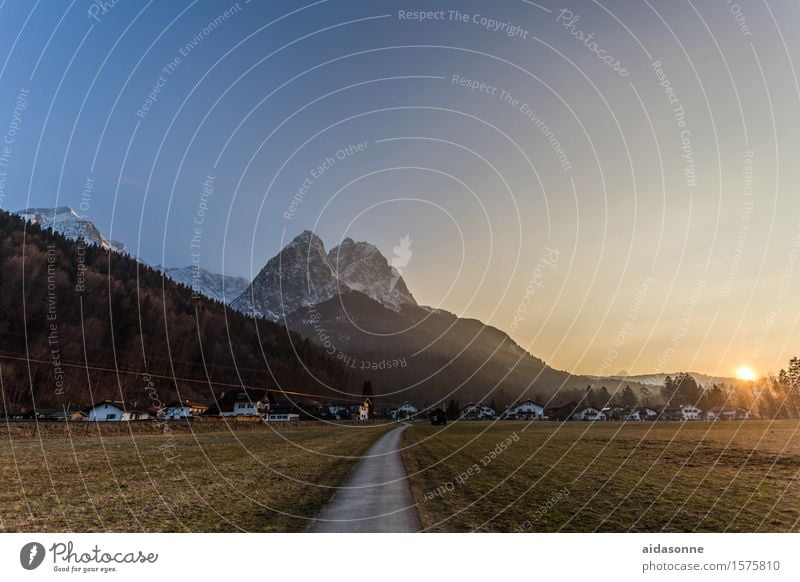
(401, 420), (800, 532)
(0, 422), (391, 532)
(4, 419), (799, 533)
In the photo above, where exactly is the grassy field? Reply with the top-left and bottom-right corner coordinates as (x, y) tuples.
(401, 420), (800, 532)
(0, 422), (392, 532)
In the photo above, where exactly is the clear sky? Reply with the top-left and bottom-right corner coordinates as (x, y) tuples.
(1, 0), (799, 378)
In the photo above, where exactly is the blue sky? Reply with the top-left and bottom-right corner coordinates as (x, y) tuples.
(2, 0), (800, 377)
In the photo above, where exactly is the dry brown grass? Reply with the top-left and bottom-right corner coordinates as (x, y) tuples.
(0, 422), (392, 532)
(401, 420), (800, 532)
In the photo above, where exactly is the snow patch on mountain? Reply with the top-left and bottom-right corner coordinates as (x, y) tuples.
(161, 266), (250, 305)
(328, 238), (416, 310)
(16, 206), (125, 252)
(231, 231), (416, 320)
(231, 231), (341, 319)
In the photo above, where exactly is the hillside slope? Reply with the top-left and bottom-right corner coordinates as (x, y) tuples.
(285, 289), (639, 406)
(0, 211), (358, 410)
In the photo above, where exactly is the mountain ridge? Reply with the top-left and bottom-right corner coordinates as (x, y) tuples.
(230, 230), (417, 319)
(16, 206), (125, 252)
(10, 207), (727, 395)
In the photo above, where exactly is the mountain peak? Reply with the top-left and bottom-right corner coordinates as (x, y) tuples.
(328, 237), (417, 310)
(15, 206), (124, 252)
(231, 231), (416, 319)
(292, 229), (319, 242)
(231, 231), (339, 319)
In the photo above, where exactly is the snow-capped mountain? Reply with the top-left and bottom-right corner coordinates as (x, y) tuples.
(328, 238), (416, 310)
(16, 206), (125, 252)
(16, 206), (252, 305)
(231, 231), (416, 319)
(161, 266), (250, 306)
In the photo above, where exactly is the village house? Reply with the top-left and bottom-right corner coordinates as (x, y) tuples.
(161, 400), (208, 420)
(267, 413), (300, 422)
(390, 402), (418, 420)
(429, 408), (447, 425)
(85, 401), (152, 421)
(204, 389), (269, 417)
(502, 400), (545, 420)
(321, 399), (371, 420)
(123, 407), (152, 421)
(573, 406), (606, 421)
(637, 406), (659, 421)
(327, 403), (351, 420)
(706, 407), (750, 421)
(86, 401), (126, 421)
(460, 403), (496, 420)
(661, 404), (702, 420)
(358, 398), (371, 421)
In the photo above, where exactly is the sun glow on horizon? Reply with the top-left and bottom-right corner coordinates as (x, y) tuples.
(736, 366), (757, 381)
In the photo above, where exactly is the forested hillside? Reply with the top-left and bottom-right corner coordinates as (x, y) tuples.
(0, 211), (358, 410)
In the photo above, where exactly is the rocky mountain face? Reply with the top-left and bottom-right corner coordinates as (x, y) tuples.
(16, 206), (125, 252)
(328, 238), (416, 310)
(161, 266), (250, 306)
(231, 231), (417, 319)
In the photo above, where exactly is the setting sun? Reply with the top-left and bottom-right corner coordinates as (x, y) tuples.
(736, 366), (757, 381)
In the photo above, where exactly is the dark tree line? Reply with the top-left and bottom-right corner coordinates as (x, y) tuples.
(0, 211), (360, 410)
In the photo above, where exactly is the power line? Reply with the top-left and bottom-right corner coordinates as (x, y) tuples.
(0, 351), (399, 405)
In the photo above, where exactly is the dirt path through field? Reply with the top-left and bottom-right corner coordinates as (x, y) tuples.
(311, 424), (420, 532)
